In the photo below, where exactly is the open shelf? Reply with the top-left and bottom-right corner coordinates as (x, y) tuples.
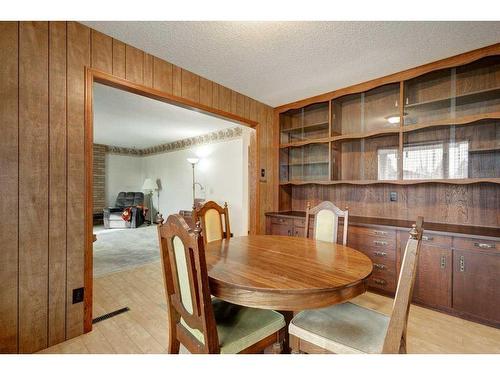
(405, 86), (500, 109)
(280, 121), (329, 133)
(278, 55), (500, 189)
(280, 177), (500, 186)
(280, 138), (331, 149)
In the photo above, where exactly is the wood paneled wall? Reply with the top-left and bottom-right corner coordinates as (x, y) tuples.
(288, 183), (500, 227)
(0, 21), (275, 353)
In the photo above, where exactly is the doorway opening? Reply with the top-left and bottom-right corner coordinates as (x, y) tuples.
(84, 69), (259, 334)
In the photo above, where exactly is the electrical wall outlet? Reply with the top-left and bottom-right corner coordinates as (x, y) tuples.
(72, 287), (84, 304)
(260, 168), (266, 182)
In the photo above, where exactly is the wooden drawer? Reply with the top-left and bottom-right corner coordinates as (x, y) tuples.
(400, 231), (452, 249)
(350, 225), (395, 239)
(349, 235), (396, 260)
(367, 272), (396, 293)
(271, 217), (293, 226)
(270, 223), (292, 236)
(292, 227), (304, 237)
(453, 237), (499, 252)
(371, 260), (395, 273)
(293, 218), (306, 228)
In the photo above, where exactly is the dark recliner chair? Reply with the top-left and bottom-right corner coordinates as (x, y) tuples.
(103, 192), (146, 229)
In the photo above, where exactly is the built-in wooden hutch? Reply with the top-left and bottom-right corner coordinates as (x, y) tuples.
(267, 44), (500, 327)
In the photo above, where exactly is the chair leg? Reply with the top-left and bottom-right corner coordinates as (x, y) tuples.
(290, 334), (301, 354)
(167, 310), (180, 354)
(272, 341), (283, 354)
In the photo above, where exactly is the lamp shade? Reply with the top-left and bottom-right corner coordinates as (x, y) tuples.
(187, 157), (199, 165)
(142, 178), (157, 191)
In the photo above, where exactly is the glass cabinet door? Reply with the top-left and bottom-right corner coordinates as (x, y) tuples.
(404, 69), (453, 127)
(279, 102), (329, 144)
(332, 83), (400, 137)
(402, 121), (500, 180)
(280, 143), (330, 182)
(455, 56), (500, 120)
(332, 93), (362, 136)
(404, 56), (500, 128)
(364, 83), (401, 133)
(332, 134), (400, 181)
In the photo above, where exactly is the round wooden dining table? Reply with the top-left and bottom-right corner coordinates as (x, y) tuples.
(205, 235), (373, 311)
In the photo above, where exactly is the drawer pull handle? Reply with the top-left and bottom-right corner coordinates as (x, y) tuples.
(373, 278), (387, 285)
(373, 240), (388, 246)
(373, 263), (386, 270)
(440, 255), (446, 269)
(374, 230), (387, 235)
(422, 235), (433, 241)
(474, 242), (493, 249)
(373, 251), (387, 257)
(459, 255), (465, 272)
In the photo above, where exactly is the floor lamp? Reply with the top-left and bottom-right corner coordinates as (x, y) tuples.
(187, 158), (200, 209)
(142, 178), (157, 225)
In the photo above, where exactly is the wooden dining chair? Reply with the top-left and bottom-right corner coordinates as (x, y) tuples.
(158, 214), (285, 354)
(193, 200), (231, 244)
(305, 201), (349, 245)
(289, 217), (424, 354)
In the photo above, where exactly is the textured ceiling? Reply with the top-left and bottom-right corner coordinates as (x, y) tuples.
(83, 22), (500, 107)
(93, 83), (238, 148)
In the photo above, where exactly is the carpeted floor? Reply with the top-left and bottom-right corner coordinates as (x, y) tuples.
(93, 224), (160, 277)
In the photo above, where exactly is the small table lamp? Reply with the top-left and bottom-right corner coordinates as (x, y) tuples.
(142, 178), (157, 225)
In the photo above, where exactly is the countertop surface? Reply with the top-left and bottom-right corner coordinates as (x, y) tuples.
(265, 211), (500, 239)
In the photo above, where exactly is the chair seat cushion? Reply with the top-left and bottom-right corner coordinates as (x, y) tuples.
(182, 298), (285, 354)
(289, 302), (389, 354)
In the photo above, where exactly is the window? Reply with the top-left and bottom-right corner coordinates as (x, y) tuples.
(377, 148), (398, 180)
(377, 141), (469, 180)
(448, 141), (469, 179)
(403, 143), (444, 180)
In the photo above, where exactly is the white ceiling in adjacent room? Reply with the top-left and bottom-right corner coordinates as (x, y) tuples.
(93, 83), (239, 148)
(83, 21), (500, 106)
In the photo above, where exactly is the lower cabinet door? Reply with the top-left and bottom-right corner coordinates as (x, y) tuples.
(452, 249), (500, 324)
(413, 245), (452, 309)
(271, 223), (292, 236)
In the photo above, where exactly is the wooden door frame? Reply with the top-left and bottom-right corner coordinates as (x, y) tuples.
(84, 67), (261, 333)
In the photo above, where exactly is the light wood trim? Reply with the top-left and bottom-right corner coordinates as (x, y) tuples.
(0, 21), (19, 354)
(48, 21), (68, 347)
(90, 30), (112, 74)
(67, 21), (90, 340)
(111, 39), (125, 78)
(125, 44), (144, 85)
(276, 43), (500, 113)
(19, 21), (49, 354)
(152, 57), (173, 94)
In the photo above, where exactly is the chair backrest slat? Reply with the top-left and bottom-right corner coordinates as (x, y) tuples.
(158, 214), (219, 353)
(193, 201), (231, 244)
(382, 216), (424, 354)
(305, 201), (349, 246)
